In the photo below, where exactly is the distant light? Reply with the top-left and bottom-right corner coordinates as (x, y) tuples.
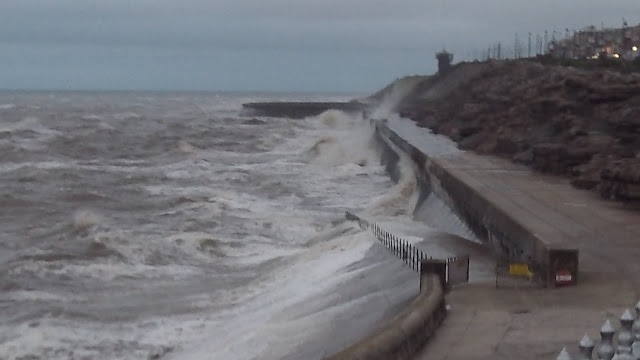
(613, 53), (620, 58)
(633, 46), (639, 52)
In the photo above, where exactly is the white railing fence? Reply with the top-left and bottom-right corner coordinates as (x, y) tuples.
(556, 300), (640, 359)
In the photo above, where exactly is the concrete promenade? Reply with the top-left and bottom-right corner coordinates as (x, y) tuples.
(383, 120), (640, 359)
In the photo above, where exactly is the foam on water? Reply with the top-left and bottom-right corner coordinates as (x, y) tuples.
(171, 225), (374, 360)
(0, 91), (476, 360)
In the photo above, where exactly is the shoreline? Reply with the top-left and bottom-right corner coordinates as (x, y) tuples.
(389, 60), (640, 206)
(239, 60), (640, 358)
(377, 117), (640, 358)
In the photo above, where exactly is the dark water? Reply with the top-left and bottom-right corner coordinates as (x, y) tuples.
(0, 91), (431, 360)
(0, 91), (493, 360)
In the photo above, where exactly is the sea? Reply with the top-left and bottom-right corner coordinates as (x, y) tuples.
(0, 90), (489, 360)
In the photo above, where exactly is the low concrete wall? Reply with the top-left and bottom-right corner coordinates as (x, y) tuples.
(325, 272), (446, 360)
(374, 121), (579, 287)
(241, 102), (367, 118)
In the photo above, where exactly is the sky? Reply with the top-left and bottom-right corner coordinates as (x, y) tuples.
(0, 0), (639, 93)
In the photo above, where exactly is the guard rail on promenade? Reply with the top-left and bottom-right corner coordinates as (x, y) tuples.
(554, 299), (640, 360)
(345, 211), (470, 289)
(321, 212), (473, 360)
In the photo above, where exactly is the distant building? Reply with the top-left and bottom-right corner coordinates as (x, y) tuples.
(436, 50), (454, 73)
(549, 22), (640, 60)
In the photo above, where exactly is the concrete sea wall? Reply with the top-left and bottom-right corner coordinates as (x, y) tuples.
(374, 120), (579, 288)
(241, 102), (367, 118)
(325, 272), (446, 360)
(326, 115), (582, 359)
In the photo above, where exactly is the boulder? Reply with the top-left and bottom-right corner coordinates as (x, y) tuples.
(599, 159), (640, 200)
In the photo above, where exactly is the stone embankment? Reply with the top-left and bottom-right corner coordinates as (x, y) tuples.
(390, 60), (640, 204)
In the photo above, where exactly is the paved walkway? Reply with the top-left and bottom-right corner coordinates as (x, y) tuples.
(410, 144), (640, 359)
(417, 279), (637, 360)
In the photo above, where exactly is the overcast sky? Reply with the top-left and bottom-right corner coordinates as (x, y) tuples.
(1, 0), (638, 92)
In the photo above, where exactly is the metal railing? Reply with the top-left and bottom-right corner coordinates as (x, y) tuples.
(346, 210), (428, 272)
(369, 222), (429, 272)
(345, 211), (470, 286)
(555, 299), (640, 359)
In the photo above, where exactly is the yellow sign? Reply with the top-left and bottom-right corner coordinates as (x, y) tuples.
(509, 263), (534, 280)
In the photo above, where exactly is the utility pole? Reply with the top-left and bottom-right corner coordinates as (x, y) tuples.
(544, 30), (549, 54)
(528, 32), (532, 58)
(537, 34), (542, 55)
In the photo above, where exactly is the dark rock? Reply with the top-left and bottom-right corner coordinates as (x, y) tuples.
(391, 60), (640, 205)
(571, 177), (600, 190)
(459, 131), (488, 150)
(599, 159), (640, 200)
(568, 126), (588, 137)
(513, 149), (534, 165)
(459, 125), (482, 138)
(494, 136), (520, 155)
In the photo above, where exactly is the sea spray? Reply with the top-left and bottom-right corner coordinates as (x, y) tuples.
(368, 75), (425, 119)
(0, 90), (435, 360)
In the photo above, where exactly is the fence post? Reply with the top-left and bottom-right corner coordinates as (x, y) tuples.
(403, 242), (408, 263)
(409, 244), (413, 269)
(556, 347), (571, 360)
(617, 310), (634, 356)
(404, 242), (407, 265)
(578, 334), (595, 360)
(633, 300), (640, 359)
(466, 255), (470, 282)
(598, 320), (615, 360)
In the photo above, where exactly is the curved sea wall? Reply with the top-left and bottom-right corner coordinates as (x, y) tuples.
(241, 102), (367, 118)
(324, 121), (452, 360)
(325, 114), (578, 359)
(325, 273), (445, 360)
(374, 119), (579, 288)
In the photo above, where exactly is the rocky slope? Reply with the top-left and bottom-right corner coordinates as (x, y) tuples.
(394, 60), (640, 204)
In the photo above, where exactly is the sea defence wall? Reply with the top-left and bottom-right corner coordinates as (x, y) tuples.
(374, 119), (579, 288)
(326, 272), (446, 360)
(241, 101), (367, 118)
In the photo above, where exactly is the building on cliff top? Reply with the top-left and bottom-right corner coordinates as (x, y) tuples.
(436, 50), (454, 74)
(549, 22), (640, 60)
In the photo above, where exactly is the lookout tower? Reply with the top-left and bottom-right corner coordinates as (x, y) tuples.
(436, 50), (454, 74)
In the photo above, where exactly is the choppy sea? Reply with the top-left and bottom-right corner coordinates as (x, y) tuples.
(0, 90), (489, 360)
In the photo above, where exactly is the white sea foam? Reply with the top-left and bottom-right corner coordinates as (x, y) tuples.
(0, 92), (464, 360)
(81, 114), (104, 121)
(0, 290), (86, 302)
(10, 260), (202, 282)
(0, 315), (197, 360)
(362, 153), (418, 217)
(177, 139), (199, 154)
(169, 226), (374, 360)
(113, 112), (141, 120)
(72, 210), (101, 231)
(0, 103), (16, 110)
(0, 116), (62, 137)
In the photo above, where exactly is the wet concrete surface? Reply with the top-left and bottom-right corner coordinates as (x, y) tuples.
(273, 240), (420, 360)
(381, 119), (640, 359)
